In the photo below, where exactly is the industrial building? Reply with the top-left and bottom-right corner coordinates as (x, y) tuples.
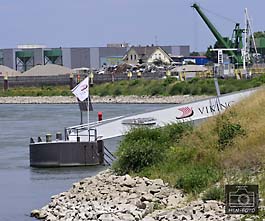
(0, 45), (190, 72)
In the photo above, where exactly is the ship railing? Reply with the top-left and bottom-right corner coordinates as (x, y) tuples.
(64, 126), (97, 141)
(64, 115), (125, 141)
(103, 145), (116, 166)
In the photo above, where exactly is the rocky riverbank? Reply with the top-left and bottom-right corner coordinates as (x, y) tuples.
(0, 95), (210, 104)
(31, 170), (242, 221)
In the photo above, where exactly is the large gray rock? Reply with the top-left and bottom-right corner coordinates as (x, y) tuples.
(141, 193), (154, 202)
(30, 209), (47, 219)
(118, 213), (135, 221)
(142, 216), (156, 221)
(98, 213), (120, 221)
(167, 194), (183, 208)
(122, 174), (136, 187)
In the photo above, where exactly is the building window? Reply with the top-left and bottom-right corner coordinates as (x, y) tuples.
(130, 55), (133, 60)
(134, 54), (137, 60)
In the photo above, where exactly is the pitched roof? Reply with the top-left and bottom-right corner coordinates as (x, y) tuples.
(130, 46), (170, 60)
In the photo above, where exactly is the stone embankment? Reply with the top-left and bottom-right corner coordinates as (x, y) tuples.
(0, 95), (210, 104)
(31, 170), (242, 221)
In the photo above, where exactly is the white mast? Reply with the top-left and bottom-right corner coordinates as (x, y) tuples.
(87, 75), (90, 141)
(244, 8), (258, 68)
(243, 8), (248, 71)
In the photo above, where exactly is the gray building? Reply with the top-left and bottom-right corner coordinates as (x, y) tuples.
(0, 45), (189, 72)
(161, 45), (190, 57)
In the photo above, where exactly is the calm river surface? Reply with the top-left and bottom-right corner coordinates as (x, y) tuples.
(0, 103), (172, 221)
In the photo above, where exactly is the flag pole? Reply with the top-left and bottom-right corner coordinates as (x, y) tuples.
(87, 75), (90, 141)
(70, 74), (90, 141)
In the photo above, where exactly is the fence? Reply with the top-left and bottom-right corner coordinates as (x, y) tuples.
(0, 72), (163, 88)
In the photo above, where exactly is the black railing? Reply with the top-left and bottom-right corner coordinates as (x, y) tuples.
(65, 124), (97, 142)
(103, 145), (116, 166)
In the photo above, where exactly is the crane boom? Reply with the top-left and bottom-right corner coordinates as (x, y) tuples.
(192, 3), (242, 65)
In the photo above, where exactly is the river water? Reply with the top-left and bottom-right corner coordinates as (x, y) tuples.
(0, 103), (172, 221)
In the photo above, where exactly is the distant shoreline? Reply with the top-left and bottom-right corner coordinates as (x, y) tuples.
(0, 95), (210, 104)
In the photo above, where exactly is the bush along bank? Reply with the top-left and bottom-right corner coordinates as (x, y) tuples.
(90, 75), (265, 96)
(1, 75), (265, 97)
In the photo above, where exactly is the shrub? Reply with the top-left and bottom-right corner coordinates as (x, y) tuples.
(129, 79), (140, 86)
(182, 85), (191, 95)
(36, 91), (43, 96)
(113, 123), (192, 175)
(149, 85), (162, 96)
(162, 77), (177, 86)
(168, 83), (183, 95)
(171, 146), (197, 164)
(98, 88), (109, 96)
(175, 164), (221, 194)
(113, 88), (122, 96)
(216, 115), (246, 150)
(202, 186), (224, 201)
(191, 86), (202, 95)
(61, 90), (70, 96)
(162, 123), (193, 144)
(113, 127), (167, 174)
(200, 84), (211, 94)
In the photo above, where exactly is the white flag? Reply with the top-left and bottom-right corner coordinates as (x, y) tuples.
(71, 77), (89, 101)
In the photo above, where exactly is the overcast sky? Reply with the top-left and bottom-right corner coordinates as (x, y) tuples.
(0, 0), (263, 51)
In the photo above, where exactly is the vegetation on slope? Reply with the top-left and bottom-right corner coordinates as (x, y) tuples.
(90, 76), (265, 96)
(1, 75), (265, 96)
(0, 85), (72, 97)
(113, 88), (265, 203)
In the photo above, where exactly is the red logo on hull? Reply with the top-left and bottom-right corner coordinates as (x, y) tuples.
(176, 107), (194, 119)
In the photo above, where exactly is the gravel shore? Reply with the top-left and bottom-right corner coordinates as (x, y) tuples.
(31, 170), (242, 221)
(0, 95), (210, 104)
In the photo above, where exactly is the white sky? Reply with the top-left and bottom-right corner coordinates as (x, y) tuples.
(0, 0), (263, 51)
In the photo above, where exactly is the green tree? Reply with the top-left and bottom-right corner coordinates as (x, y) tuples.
(190, 51), (200, 56)
(254, 31), (265, 38)
(205, 45), (217, 62)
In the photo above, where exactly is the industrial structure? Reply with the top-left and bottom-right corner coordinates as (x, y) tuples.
(192, 3), (265, 68)
(0, 45), (190, 72)
(192, 3), (244, 66)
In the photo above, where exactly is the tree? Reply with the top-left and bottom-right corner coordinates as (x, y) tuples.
(205, 45), (217, 63)
(204, 38), (233, 63)
(190, 51), (200, 56)
(254, 31), (265, 38)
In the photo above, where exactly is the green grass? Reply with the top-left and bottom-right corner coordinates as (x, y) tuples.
(113, 88), (265, 201)
(202, 186), (225, 201)
(0, 85), (72, 97)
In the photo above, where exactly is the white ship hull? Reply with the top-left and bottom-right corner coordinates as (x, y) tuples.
(68, 88), (257, 141)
